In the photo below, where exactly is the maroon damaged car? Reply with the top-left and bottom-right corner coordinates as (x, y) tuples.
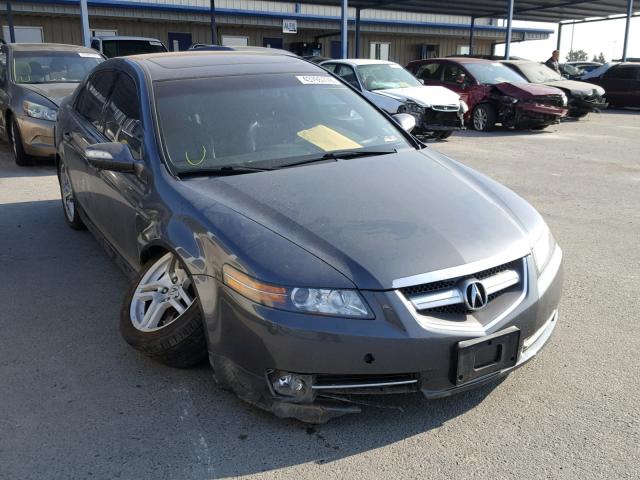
(406, 57), (568, 131)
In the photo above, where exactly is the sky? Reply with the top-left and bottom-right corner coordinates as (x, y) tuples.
(494, 17), (640, 62)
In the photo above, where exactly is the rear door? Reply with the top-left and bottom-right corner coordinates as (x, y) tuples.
(599, 65), (637, 106)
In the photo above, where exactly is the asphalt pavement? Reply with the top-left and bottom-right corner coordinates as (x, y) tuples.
(0, 111), (638, 479)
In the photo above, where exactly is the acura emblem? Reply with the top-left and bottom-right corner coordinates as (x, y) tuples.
(464, 281), (488, 310)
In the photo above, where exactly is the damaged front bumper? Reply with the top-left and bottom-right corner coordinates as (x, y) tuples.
(568, 95), (609, 116)
(197, 253), (563, 423)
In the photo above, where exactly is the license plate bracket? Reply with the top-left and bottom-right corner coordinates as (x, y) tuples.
(455, 326), (520, 385)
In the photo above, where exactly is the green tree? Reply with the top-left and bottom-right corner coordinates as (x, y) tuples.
(593, 52), (606, 63)
(566, 49), (589, 61)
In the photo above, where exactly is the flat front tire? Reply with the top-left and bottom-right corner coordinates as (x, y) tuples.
(120, 252), (208, 368)
(57, 159), (86, 230)
(472, 104), (496, 132)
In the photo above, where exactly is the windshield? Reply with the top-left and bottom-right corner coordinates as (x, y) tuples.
(463, 62), (527, 85)
(102, 40), (167, 58)
(357, 63), (422, 90)
(12, 51), (102, 84)
(154, 73), (412, 175)
(514, 62), (564, 83)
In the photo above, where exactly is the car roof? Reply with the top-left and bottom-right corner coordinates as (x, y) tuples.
(125, 51), (321, 81)
(500, 60), (534, 65)
(93, 36), (163, 42)
(8, 43), (98, 53)
(322, 59), (395, 66)
(446, 57), (505, 64)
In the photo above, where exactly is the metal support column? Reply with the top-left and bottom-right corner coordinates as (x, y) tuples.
(79, 0), (90, 47)
(504, 0), (514, 60)
(622, 0), (634, 61)
(210, 0), (218, 44)
(556, 22), (563, 52)
(355, 7), (361, 58)
(340, 0), (348, 59)
(6, 1), (16, 43)
(468, 17), (475, 55)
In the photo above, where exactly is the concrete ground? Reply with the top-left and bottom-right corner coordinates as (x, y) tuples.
(0, 111), (638, 480)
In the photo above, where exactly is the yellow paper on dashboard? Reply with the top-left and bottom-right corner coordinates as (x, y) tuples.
(297, 125), (362, 151)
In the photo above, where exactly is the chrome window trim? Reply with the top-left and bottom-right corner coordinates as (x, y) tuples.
(396, 256), (529, 336)
(391, 241), (531, 289)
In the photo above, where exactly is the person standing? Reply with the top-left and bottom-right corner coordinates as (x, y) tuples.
(545, 50), (561, 73)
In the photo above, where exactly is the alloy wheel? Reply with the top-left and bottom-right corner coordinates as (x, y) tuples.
(59, 162), (76, 221)
(130, 253), (196, 332)
(474, 108), (488, 130)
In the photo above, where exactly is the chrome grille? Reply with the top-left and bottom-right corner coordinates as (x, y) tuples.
(400, 259), (523, 314)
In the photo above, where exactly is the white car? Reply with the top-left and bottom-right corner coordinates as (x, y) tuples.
(321, 59), (467, 139)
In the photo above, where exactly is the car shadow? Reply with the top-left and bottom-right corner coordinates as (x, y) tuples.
(0, 197), (511, 478)
(0, 142), (56, 178)
(451, 126), (557, 139)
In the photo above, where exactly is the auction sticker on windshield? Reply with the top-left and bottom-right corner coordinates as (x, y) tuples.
(296, 75), (341, 85)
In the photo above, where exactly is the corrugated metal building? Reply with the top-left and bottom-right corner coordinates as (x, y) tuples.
(1, 0), (552, 65)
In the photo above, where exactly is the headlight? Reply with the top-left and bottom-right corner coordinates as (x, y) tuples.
(503, 95), (518, 104)
(400, 101), (426, 115)
(23, 100), (57, 121)
(532, 224), (557, 274)
(459, 100), (469, 113)
(560, 94), (568, 107)
(222, 264), (372, 318)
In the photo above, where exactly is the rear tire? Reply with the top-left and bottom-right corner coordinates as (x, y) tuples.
(120, 252), (208, 368)
(472, 104), (496, 131)
(10, 118), (31, 166)
(57, 159), (86, 230)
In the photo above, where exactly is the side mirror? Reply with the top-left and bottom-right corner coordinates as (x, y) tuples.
(392, 113), (417, 133)
(85, 142), (136, 172)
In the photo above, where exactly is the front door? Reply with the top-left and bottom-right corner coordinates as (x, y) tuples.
(0, 46), (9, 140)
(263, 37), (283, 49)
(90, 71), (146, 268)
(168, 32), (193, 52)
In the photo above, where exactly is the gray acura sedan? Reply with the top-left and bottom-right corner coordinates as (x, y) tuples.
(55, 51), (563, 423)
(0, 43), (103, 165)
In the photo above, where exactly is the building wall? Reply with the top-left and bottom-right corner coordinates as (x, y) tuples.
(4, 14), (495, 65)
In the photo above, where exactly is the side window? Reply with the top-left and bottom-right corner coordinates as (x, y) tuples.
(442, 64), (467, 84)
(604, 66), (635, 80)
(416, 63), (441, 80)
(322, 63), (338, 73)
(102, 73), (143, 160)
(336, 65), (360, 90)
(0, 50), (7, 86)
(75, 70), (118, 131)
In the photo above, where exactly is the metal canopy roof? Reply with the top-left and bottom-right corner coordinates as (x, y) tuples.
(294, 0), (637, 23)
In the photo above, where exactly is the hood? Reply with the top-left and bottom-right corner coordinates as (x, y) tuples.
(494, 81), (564, 98)
(539, 79), (605, 97)
(179, 150), (534, 290)
(20, 83), (79, 107)
(374, 86), (461, 107)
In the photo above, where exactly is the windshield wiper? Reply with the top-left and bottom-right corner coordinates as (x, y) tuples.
(279, 148), (397, 169)
(178, 165), (273, 178)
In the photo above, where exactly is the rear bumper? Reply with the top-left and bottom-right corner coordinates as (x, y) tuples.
(16, 115), (56, 158)
(196, 251), (564, 422)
